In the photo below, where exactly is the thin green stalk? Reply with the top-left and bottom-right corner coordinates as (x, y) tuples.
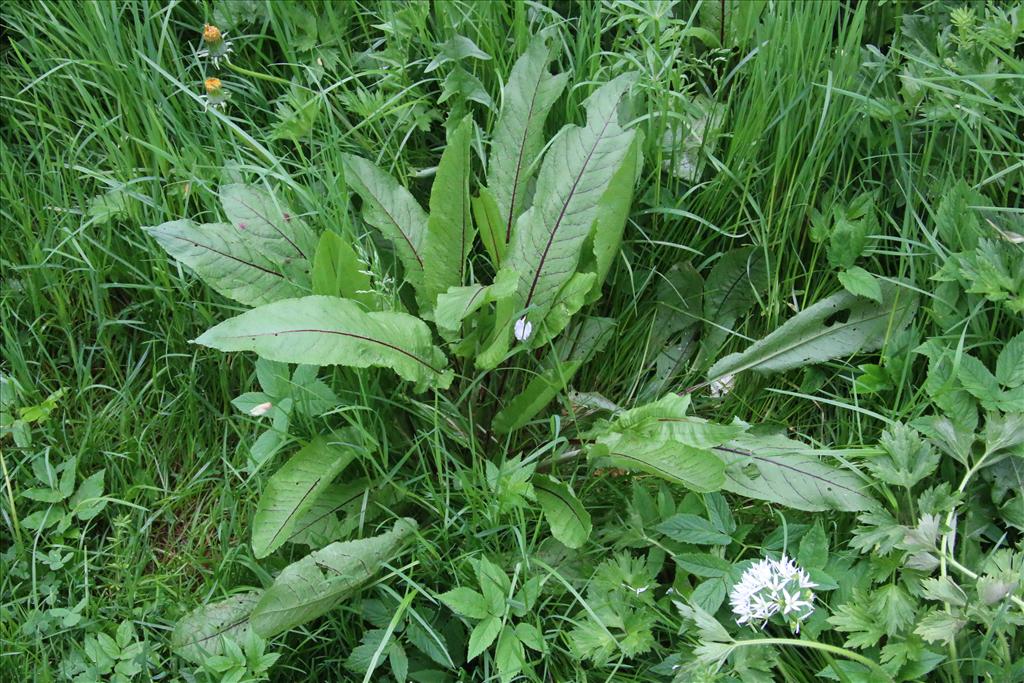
(729, 638), (893, 681)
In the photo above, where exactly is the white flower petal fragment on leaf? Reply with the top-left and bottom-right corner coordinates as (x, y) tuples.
(708, 373), (734, 398)
(249, 401), (273, 417)
(514, 316), (533, 342)
(729, 555), (817, 633)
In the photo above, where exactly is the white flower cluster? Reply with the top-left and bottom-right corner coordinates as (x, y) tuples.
(729, 555), (817, 633)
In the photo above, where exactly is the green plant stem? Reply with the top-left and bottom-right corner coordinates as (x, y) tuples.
(730, 638), (893, 681)
(226, 60), (291, 86)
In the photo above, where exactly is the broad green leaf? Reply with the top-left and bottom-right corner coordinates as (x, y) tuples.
(311, 231), (375, 308)
(593, 433), (724, 492)
(708, 282), (918, 381)
(505, 74), (637, 328)
(251, 435), (358, 558)
(438, 587), (490, 620)
(342, 154), (428, 285)
(530, 271), (597, 348)
(220, 184), (317, 261)
(251, 518), (418, 637)
(997, 331), (1024, 388)
(494, 625), (525, 683)
(533, 474), (592, 549)
(493, 316), (614, 433)
(957, 354), (1001, 405)
(606, 393), (746, 448)
(69, 469), (106, 521)
(698, 247), (769, 366)
(581, 134), (642, 303)
(423, 116), (475, 307)
(488, 33), (568, 247)
(286, 478), (398, 548)
(145, 220), (306, 306)
(655, 514), (731, 545)
(718, 427), (877, 512)
(193, 296), (452, 390)
(474, 556), (511, 614)
(467, 616), (502, 661)
(837, 266), (882, 303)
(472, 188), (505, 268)
(435, 269), (518, 339)
(674, 553), (732, 578)
(172, 591), (263, 663)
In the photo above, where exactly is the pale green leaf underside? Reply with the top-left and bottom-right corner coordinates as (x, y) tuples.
(708, 282), (918, 381)
(343, 153), (428, 283)
(718, 429), (877, 512)
(172, 591), (263, 663)
(595, 433), (725, 492)
(251, 435), (357, 559)
(506, 73), (637, 325)
(609, 393), (746, 449)
(193, 296), (452, 390)
(146, 219), (305, 306)
(251, 518), (418, 638)
(534, 475), (592, 549)
(220, 183), (317, 261)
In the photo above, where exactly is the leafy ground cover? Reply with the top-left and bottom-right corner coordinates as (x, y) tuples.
(2, 1), (1022, 681)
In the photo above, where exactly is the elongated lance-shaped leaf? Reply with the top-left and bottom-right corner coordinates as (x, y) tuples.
(422, 115), (475, 308)
(488, 33), (568, 245)
(472, 188), (505, 268)
(220, 184), (318, 261)
(311, 231), (375, 308)
(580, 133), (642, 303)
(173, 591), (263, 663)
(605, 393), (747, 449)
(251, 434), (359, 559)
(505, 73), (637, 327)
(716, 427), (878, 512)
(707, 282), (919, 381)
(194, 296), (452, 390)
(534, 475), (591, 549)
(593, 433), (725, 492)
(145, 220), (307, 306)
(251, 518), (418, 637)
(697, 246), (769, 368)
(342, 154), (428, 286)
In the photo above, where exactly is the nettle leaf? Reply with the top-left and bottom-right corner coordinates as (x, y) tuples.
(716, 427), (877, 512)
(534, 474), (592, 549)
(837, 266), (882, 303)
(492, 316), (614, 433)
(997, 330), (1024, 388)
(145, 220), (307, 306)
(487, 32), (568, 248)
(251, 435), (359, 559)
(220, 183), (317, 261)
(708, 282), (918, 381)
(342, 153), (428, 286)
(193, 296), (452, 390)
(251, 518), (418, 637)
(593, 433), (724, 492)
(505, 73), (637, 330)
(311, 231), (375, 308)
(698, 247), (769, 366)
(422, 115), (475, 307)
(172, 591), (263, 663)
(655, 513), (731, 545)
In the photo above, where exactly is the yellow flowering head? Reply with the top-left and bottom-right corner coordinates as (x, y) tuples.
(203, 24), (222, 45)
(204, 77), (222, 94)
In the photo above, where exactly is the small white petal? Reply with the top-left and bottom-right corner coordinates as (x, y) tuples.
(514, 317), (533, 342)
(249, 401), (273, 416)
